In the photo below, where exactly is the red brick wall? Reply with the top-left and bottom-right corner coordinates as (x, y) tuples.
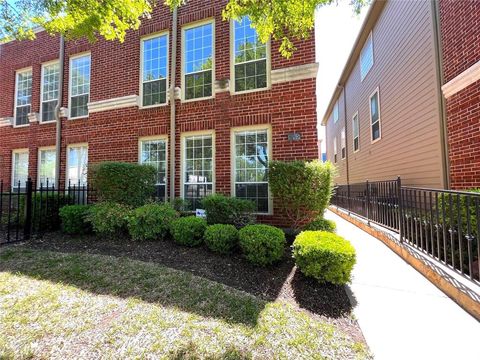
(440, 0), (480, 189)
(0, 0), (318, 226)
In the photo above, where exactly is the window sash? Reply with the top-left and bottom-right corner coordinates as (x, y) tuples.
(67, 146), (88, 187)
(15, 70), (32, 126)
(370, 91), (381, 141)
(142, 34), (168, 106)
(12, 151), (28, 188)
(341, 128), (346, 159)
(140, 139), (167, 186)
(333, 102), (339, 123)
(38, 149), (56, 188)
(69, 55), (91, 118)
(353, 114), (359, 151)
(41, 63), (60, 122)
(360, 33), (373, 80)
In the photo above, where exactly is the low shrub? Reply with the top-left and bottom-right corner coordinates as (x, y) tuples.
(170, 216), (207, 247)
(127, 203), (178, 241)
(204, 224), (239, 254)
(59, 205), (92, 234)
(292, 231), (356, 285)
(303, 217), (337, 233)
(21, 193), (72, 231)
(87, 202), (130, 238)
(201, 194), (256, 228)
(238, 224), (286, 266)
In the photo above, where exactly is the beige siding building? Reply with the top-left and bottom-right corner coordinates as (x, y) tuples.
(322, 0), (449, 189)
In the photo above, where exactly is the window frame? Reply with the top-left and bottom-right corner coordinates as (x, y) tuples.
(68, 52), (91, 120)
(229, 17), (271, 95)
(37, 146), (57, 188)
(65, 143), (88, 188)
(11, 148), (29, 189)
(333, 101), (339, 123)
(360, 31), (374, 81)
(181, 18), (215, 103)
(180, 130), (216, 208)
(369, 87), (382, 144)
(13, 67), (33, 128)
(352, 111), (360, 153)
(341, 127), (346, 160)
(40, 60), (60, 124)
(230, 124), (273, 215)
(333, 137), (338, 163)
(138, 135), (168, 202)
(139, 31), (170, 109)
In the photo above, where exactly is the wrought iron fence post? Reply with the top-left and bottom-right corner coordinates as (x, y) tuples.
(397, 176), (403, 243)
(347, 183), (351, 215)
(23, 178), (33, 240)
(366, 180), (370, 226)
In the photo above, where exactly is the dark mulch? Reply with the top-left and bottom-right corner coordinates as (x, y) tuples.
(22, 232), (364, 343)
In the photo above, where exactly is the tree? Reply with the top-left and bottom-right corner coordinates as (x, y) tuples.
(1, 0), (368, 58)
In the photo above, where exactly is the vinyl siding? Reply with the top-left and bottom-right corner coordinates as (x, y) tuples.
(326, 0), (445, 189)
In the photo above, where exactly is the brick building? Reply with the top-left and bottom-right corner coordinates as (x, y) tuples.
(0, 0), (319, 226)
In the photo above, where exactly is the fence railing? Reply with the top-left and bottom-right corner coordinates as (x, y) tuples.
(331, 179), (480, 285)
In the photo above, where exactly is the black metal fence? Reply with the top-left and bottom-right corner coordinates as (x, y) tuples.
(331, 178), (480, 285)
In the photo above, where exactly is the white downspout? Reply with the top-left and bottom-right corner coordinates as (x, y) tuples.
(55, 35), (65, 189)
(169, 7), (178, 202)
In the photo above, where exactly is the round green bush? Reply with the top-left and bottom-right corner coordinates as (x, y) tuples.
(292, 231), (356, 285)
(127, 203), (178, 241)
(238, 224), (286, 266)
(303, 217), (337, 233)
(204, 224), (239, 254)
(170, 216), (207, 247)
(86, 202), (131, 238)
(59, 205), (92, 235)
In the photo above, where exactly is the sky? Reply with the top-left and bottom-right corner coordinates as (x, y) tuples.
(315, 0), (370, 151)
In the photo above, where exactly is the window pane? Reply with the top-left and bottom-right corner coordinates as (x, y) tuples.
(12, 152), (28, 188)
(70, 55), (91, 117)
(67, 146), (88, 187)
(142, 35), (168, 106)
(372, 121), (380, 141)
(140, 139), (167, 187)
(370, 92), (379, 123)
(39, 149), (56, 187)
(70, 95), (89, 118)
(360, 34), (373, 80)
(42, 100), (57, 122)
(143, 79), (167, 106)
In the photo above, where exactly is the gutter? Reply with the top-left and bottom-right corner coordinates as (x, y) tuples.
(54, 35), (65, 189)
(169, 7), (178, 202)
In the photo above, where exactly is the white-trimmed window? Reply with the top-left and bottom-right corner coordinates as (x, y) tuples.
(140, 137), (167, 200)
(333, 101), (339, 123)
(341, 128), (346, 160)
(12, 149), (29, 189)
(14, 68), (32, 126)
(41, 61), (60, 122)
(370, 89), (381, 142)
(360, 32), (373, 81)
(183, 20), (214, 101)
(233, 127), (270, 214)
(69, 53), (91, 119)
(38, 147), (56, 188)
(141, 33), (168, 107)
(352, 112), (360, 152)
(182, 133), (214, 210)
(67, 144), (88, 187)
(333, 137), (338, 163)
(232, 16), (268, 93)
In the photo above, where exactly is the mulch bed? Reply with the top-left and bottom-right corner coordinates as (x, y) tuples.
(22, 232), (365, 343)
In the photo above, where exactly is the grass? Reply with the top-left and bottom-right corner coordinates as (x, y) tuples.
(0, 246), (370, 359)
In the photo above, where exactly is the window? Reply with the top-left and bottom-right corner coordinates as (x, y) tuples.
(67, 145), (88, 187)
(333, 101), (339, 123)
(141, 33), (168, 107)
(183, 21), (214, 101)
(182, 133), (214, 210)
(69, 54), (91, 119)
(352, 112), (360, 152)
(38, 148), (56, 188)
(341, 128), (346, 159)
(40, 61), (60, 122)
(233, 128), (270, 213)
(370, 89), (381, 142)
(333, 137), (337, 163)
(14, 68), (32, 126)
(140, 137), (167, 200)
(12, 150), (28, 189)
(360, 32), (373, 80)
(233, 17), (268, 93)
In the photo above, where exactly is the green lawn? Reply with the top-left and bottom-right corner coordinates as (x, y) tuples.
(0, 247), (369, 359)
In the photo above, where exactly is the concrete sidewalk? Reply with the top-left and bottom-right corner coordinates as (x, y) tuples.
(324, 210), (480, 360)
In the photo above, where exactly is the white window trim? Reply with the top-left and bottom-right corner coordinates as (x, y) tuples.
(138, 135), (168, 201)
(360, 31), (374, 82)
(352, 111), (360, 153)
(181, 18), (216, 103)
(37, 146), (57, 188)
(68, 52), (91, 120)
(40, 59), (60, 124)
(139, 31), (170, 109)
(341, 127), (346, 160)
(13, 67), (33, 128)
(229, 18), (271, 96)
(65, 143), (88, 189)
(11, 148), (29, 189)
(369, 87), (382, 144)
(230, 124), (273, 215)
(333, 101), (339, 123)
(180, 130), (216, 203)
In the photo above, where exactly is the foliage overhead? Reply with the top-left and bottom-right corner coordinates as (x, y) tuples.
(1, 0), (368, 58)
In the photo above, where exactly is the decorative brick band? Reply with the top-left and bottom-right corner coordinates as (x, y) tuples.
(138, 126), (168, 137)
(442, 60), (480, 98)
(230, 113), (272, 128)
(179, 8), (215, 25)
(65, 135), (88, 145)
(179, 119), (215, 133)
(139, 21), (171, 36)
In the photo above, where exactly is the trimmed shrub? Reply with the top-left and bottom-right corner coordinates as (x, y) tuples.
(170, 216), (207, 247)
(201, 194), (256, 228)
(204, 224), (239, 254)
(127, 203), (178, 241)
(269, 160), (335, 230)
(89, 162), (156, 207)
(292, 231), (356, 285)
(59, 205), (92, 234)
(303, 217), (337, 233)
(238, 224), (286, 266)
(87, 202), (130, 238)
